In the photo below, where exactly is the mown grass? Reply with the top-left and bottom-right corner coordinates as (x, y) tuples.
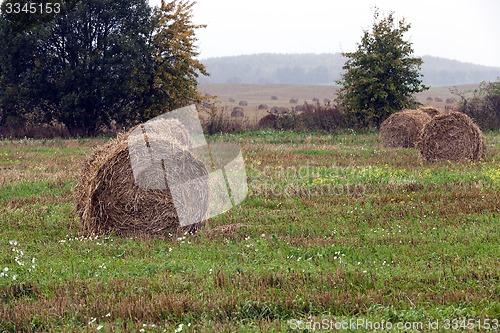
(0, 131), (499, 332)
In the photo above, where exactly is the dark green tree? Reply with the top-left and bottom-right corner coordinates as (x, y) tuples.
(336, 8), (428, 128)
(0, 0), (207, 135)
(0, 15), (36, 126)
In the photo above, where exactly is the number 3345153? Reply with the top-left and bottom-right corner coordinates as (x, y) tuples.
(3, 2), (61, 14)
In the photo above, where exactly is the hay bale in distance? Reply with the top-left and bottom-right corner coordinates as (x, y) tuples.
(418, 106), (443, 118)
(380, 110), (432, 148)
(231, 107), (245, 117)
(417, 111), (486, 162)
(294, 105), (305, 112)
(76, 121), (209, 236)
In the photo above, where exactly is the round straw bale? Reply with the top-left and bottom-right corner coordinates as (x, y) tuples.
(142, 118), (192, 148)
(417, 111), (486, 162)
(380, 110), (432, 148)
(75, 122), (208, 236)
(418, 106), (443, 118)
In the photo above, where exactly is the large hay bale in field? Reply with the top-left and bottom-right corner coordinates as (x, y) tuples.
(76, 119), (209, 236)
(417, 112), (486, 162)
(380, 110), (432, 148)
(418, 106), (443, 118)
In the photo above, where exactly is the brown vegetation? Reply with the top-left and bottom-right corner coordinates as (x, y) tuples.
(231, 107), (245, 117)
(258, 114), (278, 129)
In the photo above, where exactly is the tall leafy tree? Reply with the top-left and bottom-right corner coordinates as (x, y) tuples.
(39, 0), (152, 133)
(336, 8), (428, 128)
(137, 0), (208, 120)
(0, 16), (35, 125)
(0, 0), (207, 135)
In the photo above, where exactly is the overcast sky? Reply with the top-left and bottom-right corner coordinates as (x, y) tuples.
(149, 0), (500, 68)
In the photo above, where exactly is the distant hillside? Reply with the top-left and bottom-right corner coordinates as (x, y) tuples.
(198, 53), (500, 86)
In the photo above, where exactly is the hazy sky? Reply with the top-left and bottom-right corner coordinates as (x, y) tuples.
(149, 0), (500, 68)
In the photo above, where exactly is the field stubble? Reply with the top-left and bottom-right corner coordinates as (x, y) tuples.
(0, 131), (499, 332)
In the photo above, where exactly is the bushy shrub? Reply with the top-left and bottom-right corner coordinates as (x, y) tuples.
(257, 102), (346, 133)
(201, 101), (253, 134)
(296, 102), (346, 132)
(258, 114), (278, 129)
(453, 80), (500, 130)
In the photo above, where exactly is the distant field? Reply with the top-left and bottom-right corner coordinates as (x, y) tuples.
(0, 131), (499, 332)
(198, 83), (480, 122)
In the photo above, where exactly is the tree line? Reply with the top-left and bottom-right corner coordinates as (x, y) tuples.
(199, 54), (500, 86)
(0, 0), (207, 135)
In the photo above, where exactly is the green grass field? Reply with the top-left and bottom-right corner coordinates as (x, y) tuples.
(0, 131), (499, 332)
